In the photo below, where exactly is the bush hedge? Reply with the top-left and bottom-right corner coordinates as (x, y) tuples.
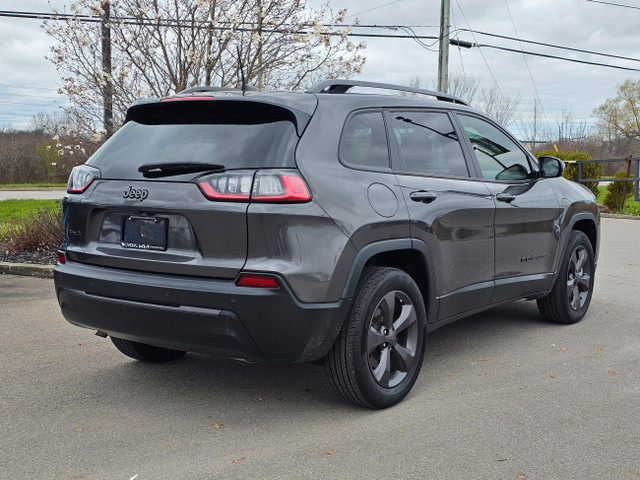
(603, 171), (635, 212)
(534, 151), (602, 196)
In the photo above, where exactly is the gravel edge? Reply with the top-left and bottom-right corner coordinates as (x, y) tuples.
(0, 262), (54, 278)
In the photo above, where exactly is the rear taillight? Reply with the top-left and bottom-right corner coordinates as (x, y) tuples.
(57, 251), (66, 264)
(198, 170), (254, 201)
(252, 173), (311, 202)
(198, 170), (311, 203)
(67, 165), (99, 194)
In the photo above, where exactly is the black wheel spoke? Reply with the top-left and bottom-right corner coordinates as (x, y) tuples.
(577, 273), (591, 291)
(393, 303), (417, 334)
(367, 325), (386, 353)
(373, 346), (392, 387)
(566, 278), (575, 299)
(575, 248), (586, 272)
(570, 285), (581, 310)
(392, 343), (414, 373)
(378, 291), (396, 329)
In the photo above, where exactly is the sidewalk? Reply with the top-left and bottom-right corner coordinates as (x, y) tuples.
(0, 188), (67, 201)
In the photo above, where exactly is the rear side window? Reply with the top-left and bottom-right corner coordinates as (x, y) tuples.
(339, 111), (390, 170)
(87, 101), (299, 180)
(391, 111), (469, 177)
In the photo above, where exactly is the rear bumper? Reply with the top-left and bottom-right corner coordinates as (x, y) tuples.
(54, 261), (349, 363)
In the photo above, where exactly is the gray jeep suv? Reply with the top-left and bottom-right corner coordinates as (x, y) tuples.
(54, 79), (599, 408)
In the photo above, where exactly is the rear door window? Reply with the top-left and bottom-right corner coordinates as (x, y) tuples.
(390, 111), (469, 177)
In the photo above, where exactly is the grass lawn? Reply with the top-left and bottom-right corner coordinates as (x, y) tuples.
(0, 199), (62, 225)
(597, 185), (640, 215)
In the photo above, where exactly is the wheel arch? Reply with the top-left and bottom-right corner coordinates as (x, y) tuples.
(570, 215), (598, 258)
(341, 239), (438, 324)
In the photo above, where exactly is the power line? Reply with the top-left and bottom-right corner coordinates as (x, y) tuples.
(473, 42), (640, 72)
(453, 0), (509, 108)
(585, 0), (640, 9)
(345, 0), (405, 19)
(3, 9), (640, 72)
(457, 28), (640, 64)
(503, 0), (552, 139)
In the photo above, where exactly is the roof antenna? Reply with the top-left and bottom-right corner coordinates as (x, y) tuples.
(236, 46), (258, 94)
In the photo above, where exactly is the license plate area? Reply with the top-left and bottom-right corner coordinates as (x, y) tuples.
(121, 216), (168, 251)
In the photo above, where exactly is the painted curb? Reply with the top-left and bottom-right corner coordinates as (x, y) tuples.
(0, 262), (54, 278)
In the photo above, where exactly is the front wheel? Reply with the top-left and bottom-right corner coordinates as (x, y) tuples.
(537, 230), (595, 324)
(325, 267), (427, 408)
(111, 337), (186, 363)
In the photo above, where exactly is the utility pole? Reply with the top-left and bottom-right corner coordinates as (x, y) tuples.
(437, 0), (450, 93)
(101, 0), (113, 137)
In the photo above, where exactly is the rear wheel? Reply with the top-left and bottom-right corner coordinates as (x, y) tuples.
(537, 230), (595, 324)
(325, 267), (427, 408)
(110, 337), (186, 363)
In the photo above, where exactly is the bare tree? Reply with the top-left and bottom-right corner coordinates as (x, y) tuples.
(415, 71), (519, 125)
(476, 86), (520, 126)
(44, 0), (366, 136)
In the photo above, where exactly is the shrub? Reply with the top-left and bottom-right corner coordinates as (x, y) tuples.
(1, 203), (64, 252)
(534, 151), (602, 196)
(603, 171), (635, 212)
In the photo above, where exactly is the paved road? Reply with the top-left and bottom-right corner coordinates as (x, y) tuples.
(1, 218), (639, 479)
(0, 188), (67, 200)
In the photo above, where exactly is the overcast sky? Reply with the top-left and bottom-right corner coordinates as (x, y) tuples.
(1, 0), (640, 138)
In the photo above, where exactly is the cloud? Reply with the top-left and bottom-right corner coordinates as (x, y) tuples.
(0, 0), (638, 134)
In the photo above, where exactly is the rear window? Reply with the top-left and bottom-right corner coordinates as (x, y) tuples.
(87, 101), (299, 180)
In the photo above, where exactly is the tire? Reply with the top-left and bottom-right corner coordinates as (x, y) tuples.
(325, 267), (427, 408)
(110, 337), (186, 363)
(537, 230), (595, 324)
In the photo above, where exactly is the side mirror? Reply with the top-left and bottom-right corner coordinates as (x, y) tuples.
(538, 156), (564, 178)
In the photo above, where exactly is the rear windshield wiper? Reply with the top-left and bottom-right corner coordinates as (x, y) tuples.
(138, 162), (225, 178)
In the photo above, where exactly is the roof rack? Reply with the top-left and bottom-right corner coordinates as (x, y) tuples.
(305, 79), (469, 106)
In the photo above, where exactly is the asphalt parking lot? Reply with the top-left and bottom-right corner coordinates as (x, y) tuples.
(1, 217), (639, 480)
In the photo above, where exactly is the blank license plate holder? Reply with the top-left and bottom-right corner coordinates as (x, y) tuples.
(121, 216), (168, 251)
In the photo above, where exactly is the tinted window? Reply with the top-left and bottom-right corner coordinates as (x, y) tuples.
(339, 111), (390, 169)
(88, 120), (297, 180)
(457, 114), (531, 181)
(87, 101), (299, 180)
(391, 112), (468, 177)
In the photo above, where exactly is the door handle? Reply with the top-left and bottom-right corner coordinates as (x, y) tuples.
(496, 193), (516, 203)
(410, 191), (438, 203)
